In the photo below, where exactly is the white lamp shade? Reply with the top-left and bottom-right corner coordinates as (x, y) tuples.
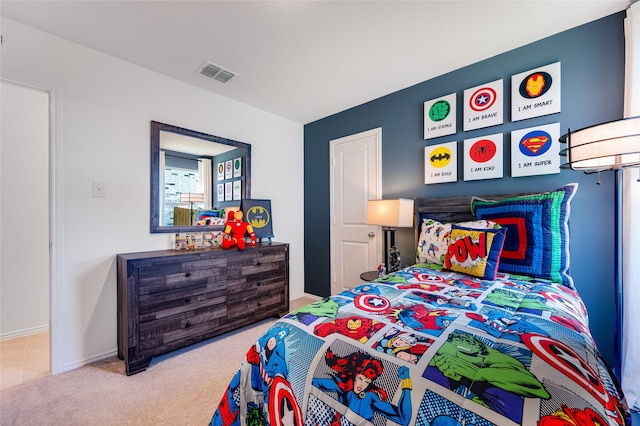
(367, 199), (414, 227)
(562, 116), (640, 170)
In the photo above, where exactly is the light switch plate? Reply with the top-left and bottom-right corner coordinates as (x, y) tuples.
(92, 182), (106, 198)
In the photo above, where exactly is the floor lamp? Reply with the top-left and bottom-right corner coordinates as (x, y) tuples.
(367, 199), (414, 273)
(180, 192), (205, 225)
(560, 116), (640, 380)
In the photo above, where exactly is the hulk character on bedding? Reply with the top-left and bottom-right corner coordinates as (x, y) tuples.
(517, 294), (555, 314)
(482, 288), (525, 311)
(285, 297), (339, 325)
(423, 330), (550, 424)
(374, 274), (408, 285)
(483, 288), (554, 313)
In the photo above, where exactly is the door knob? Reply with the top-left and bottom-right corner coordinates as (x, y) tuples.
(368, 232), (375, 238)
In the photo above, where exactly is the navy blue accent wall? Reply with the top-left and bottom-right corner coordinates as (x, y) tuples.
(304, 12), (625, 365)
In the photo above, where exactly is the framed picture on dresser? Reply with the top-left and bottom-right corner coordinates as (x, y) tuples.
(241, 199), (274, 240)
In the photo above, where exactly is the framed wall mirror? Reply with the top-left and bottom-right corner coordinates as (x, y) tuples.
(150, 121), (251, 233)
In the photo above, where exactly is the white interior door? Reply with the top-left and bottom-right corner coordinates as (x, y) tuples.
(330, 128), (381, 294)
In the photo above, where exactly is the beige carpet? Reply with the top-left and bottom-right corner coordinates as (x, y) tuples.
(0, 296), (316, 426)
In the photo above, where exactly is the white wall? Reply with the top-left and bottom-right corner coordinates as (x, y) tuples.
(0, 17), (305, 374)
(0, 81), (50, 339)
(621, 1), (640, 410)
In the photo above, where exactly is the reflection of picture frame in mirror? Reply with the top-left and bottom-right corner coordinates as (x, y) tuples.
(225, 182), (233, 201)
(225, 160), (232, 179)
(233, 157), (242, 178)
(233, 181), (241, 200)
(217, 183), (224, 203)
(241, 199), (274, 240)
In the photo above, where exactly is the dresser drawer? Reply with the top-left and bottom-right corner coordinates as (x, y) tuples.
(138, 258), (227, 296)
(226, 287), (287, 321)
(139, 288), (226, 321)
(226, 248), (286, 296)
(138, 299), (227, 351)
(227, 272), (285, 299)
(227, 248), (286, 276)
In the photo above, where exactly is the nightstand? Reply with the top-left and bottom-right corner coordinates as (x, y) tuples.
(359, 270), (379, 282)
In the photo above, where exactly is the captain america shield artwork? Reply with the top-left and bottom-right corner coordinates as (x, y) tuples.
(354, 294), (391, 313)
(470, 87), (496, 112)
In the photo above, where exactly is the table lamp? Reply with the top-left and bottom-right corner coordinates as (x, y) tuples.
(367, 198), (414, 272)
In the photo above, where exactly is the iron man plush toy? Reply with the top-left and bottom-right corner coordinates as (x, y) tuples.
(222, 210), (256, 250)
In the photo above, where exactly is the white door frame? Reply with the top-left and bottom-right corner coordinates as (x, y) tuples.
(329, 128), (382, 295)
(1, 70), (62, 374)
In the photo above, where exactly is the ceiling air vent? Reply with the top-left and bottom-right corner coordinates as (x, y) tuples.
(199, 61), (237, 83)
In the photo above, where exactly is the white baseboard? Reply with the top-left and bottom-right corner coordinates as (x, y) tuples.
(290, 292), (322, 301)
(0, 324), (49, 341)
(60, 349), (118, 374)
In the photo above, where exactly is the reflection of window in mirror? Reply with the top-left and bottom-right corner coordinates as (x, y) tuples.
(160, 150), (211, 226)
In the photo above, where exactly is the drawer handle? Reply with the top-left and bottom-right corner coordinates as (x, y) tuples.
(185, 297), (192, 304)
(185, 321), (192, 328)
(184, 272), (192, 277)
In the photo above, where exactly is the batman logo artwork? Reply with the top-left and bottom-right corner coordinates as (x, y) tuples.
(431, 153), (450, 162)
(246, 206), (270, 229)
(429, 146), (452, 168)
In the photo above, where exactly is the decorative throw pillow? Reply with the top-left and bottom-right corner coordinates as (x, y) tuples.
(471, 183), (578, 288)
(444, 225), (506, 279)
(198, 209), (223, 220)
(417, 219), (499, 265)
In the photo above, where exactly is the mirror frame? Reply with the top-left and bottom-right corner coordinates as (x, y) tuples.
(150, 120), (251, 233)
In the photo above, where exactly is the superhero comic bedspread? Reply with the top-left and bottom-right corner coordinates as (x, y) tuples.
(210, 264), (627, 426)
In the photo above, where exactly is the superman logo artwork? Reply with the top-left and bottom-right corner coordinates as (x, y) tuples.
(519, 130), (552, 157)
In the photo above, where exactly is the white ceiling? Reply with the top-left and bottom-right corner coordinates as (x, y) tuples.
(0, 1), (631, 124)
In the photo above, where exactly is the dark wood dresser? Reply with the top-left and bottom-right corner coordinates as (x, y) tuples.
(116, 242), (289, 375)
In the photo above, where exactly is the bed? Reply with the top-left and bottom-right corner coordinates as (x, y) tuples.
(210, 184), (629, 426)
